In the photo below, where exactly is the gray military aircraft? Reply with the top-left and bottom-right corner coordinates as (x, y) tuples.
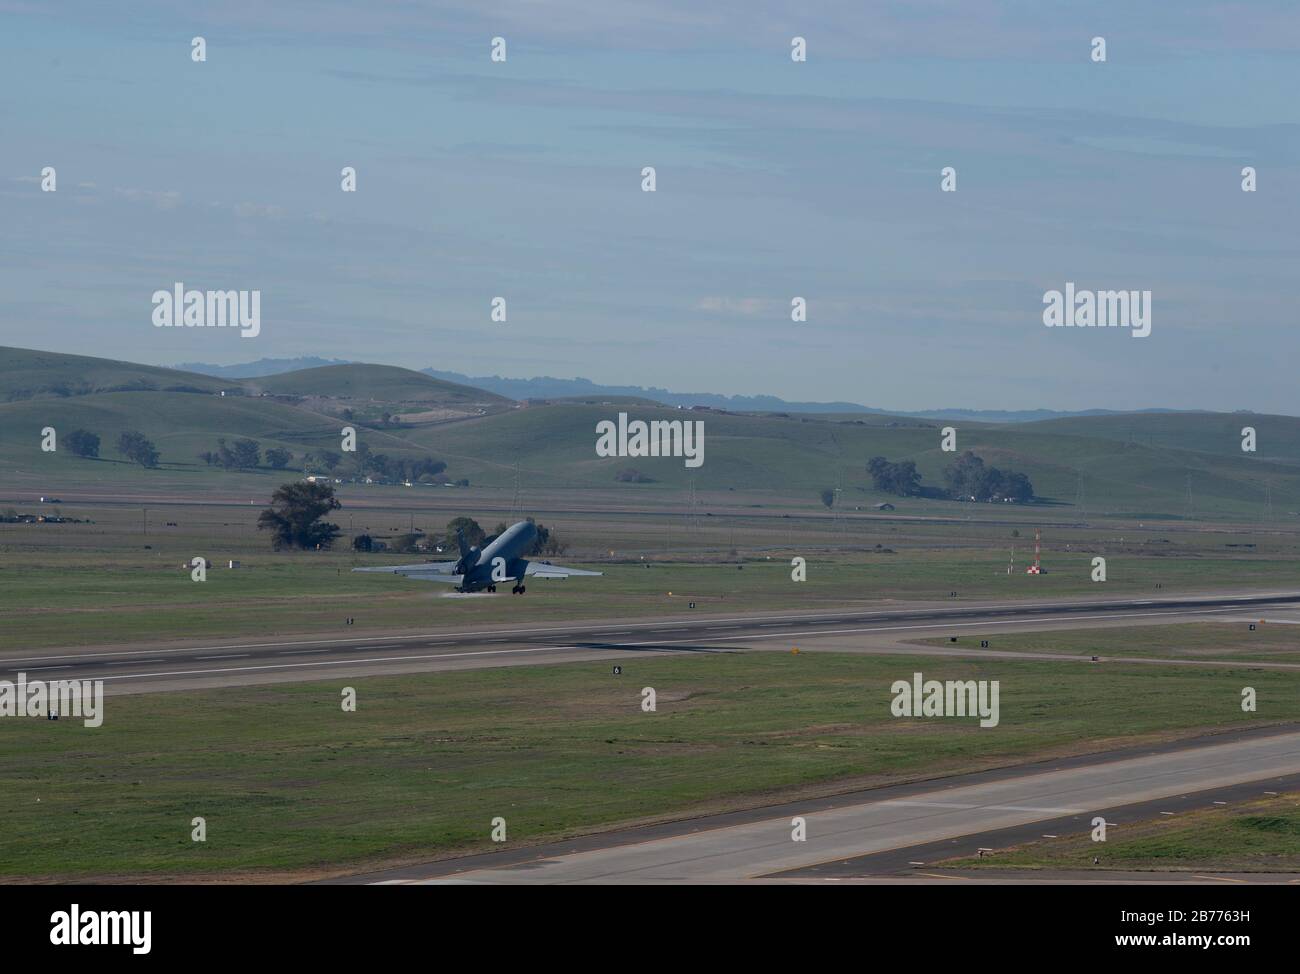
(352, 519), (601, 594)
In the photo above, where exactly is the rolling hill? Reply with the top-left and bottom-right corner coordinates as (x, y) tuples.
(0, 347), (232, 401)
(240, 363), (508, 408)
(1, 346), (1296, 520)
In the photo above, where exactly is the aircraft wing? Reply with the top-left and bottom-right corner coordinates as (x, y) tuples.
(352, 562), (463, 583)
(524, 561), (603, 579)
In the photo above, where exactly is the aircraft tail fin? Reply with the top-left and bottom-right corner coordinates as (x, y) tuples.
(456, 527), (471, 559)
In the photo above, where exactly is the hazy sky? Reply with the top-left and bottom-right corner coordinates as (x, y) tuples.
(3, 2), (1298, 412)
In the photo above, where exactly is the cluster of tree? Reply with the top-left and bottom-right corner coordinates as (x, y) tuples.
(198, 439), (292, 470)
(257, 481), (341, 550)
(446, 516), (486, 548)
(942, 451), (1034, 503)
(866, 456), (922, 497)
(65, 429), (100, 458)
(864, 452), (1034, 503)
(819, 487), (835, 508)
(317, 443), (446, 483)
(435, 516), (568, 557)
(302, 450), (342, 473)
(50, 427), (158, 468)
(364, 453), (446, 483)
(614, 468), (655, 483)
(118, 431), (159, 468)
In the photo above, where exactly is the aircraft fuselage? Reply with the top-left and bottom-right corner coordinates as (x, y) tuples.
(457, 520), (536, 592)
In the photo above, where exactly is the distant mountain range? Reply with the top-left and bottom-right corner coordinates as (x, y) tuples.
(174, 356), (351, 378)
(173, 358), (1188, 423)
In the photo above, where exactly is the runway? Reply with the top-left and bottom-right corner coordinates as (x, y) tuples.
(4, 590), (1298, 694)
(345, 724), (1300, 885)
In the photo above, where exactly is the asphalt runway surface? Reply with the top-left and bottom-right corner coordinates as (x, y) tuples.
(346, 724), (1300, 885)
(5, 590), (1299, 695)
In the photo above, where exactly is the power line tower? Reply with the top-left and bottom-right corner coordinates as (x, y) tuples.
(831, 465), (844, 537)
(686, 477), (701, 534)
(510, 459), (522, 521)
(1183, 472), (1194, 521)
(1263, 480), (1273, 524)
(1074, 472), (1087, 520)
(829, 430), (844, 540)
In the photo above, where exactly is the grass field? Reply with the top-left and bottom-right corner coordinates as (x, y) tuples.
(943, 792), (1300, 873)
(915, 623), (1300, 665)
(5, 499), (1300, 650)
(1, 651), (1295, 880)
(6, 349), (1300, 880)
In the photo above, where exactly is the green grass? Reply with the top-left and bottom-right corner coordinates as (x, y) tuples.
(1, 652), (1296, 880)
(944, 792), (1300, 872)
(5, 538), (1300, 651)
(915, 623), (1300, 664)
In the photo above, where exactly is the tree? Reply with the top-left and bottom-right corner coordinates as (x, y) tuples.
(526, 518), (567, 556)
(445, 516), (486, 550)
(65, 429), (100, 458)
(217, 437), (260, 470)
(820, 487), (835, 508)
(257, 482), (342, 550)
(1003, 471), (1035, 503)
(235, 438), (260, 468)
(118, 431), (159, 467)
(352, 533), (373, 552)
(265, 447), (292, 469)
(943, 451), (983, 499)
(943, 451), (1034, 502)
(867, 456), (921, 496)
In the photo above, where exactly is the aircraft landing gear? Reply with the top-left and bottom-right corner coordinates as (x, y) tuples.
(511, 585), (526, 594)
(488, 585), (497, 593)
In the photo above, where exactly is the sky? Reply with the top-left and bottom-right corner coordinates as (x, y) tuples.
(2, 1), (1298, 413)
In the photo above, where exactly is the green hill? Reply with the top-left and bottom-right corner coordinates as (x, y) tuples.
(0, 347), (230, 401)
(1029, 412), (1300, 465)
(402, 403), (1300, 518)
(1, 346), (1297, 520)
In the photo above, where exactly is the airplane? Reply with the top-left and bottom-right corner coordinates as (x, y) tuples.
(352, 519), (601, 594)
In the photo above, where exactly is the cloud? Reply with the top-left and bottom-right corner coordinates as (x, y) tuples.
(113, 187), (181, 210)
(696, 296), (768, 315)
